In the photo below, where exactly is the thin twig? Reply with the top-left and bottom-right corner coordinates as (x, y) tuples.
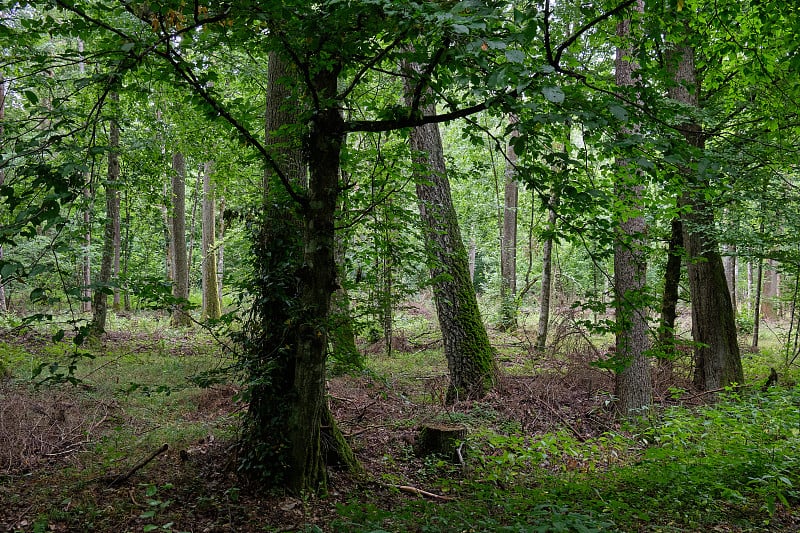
(396, 485), (456, 501)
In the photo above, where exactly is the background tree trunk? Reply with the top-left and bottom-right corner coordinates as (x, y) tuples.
(723, 243), (737, 313)
(613, 1), (652, 415)
(90, 93), (120, 335)
(499, 115), (519, 330)
(406, 101), (496, 401)
(535, 191), (558, 352)
(170, 152), (191, 327)
(201, 161), (221, 320)
(667, 42), (743, 390)
(0, 73), (6, 313)
(658, 217), (683, 361)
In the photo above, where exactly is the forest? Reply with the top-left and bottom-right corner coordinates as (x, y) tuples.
(1, 0), (799, 531)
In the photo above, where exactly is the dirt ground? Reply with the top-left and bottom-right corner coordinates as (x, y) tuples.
(0, 330), (703, 532)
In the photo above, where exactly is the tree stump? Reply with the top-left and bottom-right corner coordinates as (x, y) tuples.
(414, 424), (467, 463)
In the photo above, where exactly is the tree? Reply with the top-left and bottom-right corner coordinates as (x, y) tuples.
(90, 92), (121, 335)
(612, 0), (652, 415)
(0, 72), (6, 313)
(201, 161), (221, 321)
(170, 151), (191, 327)
(406, 97), (497, 401)
(499, 115), (520, 330)
(535, 190), (558, 353)
(666, 40), (743, 390)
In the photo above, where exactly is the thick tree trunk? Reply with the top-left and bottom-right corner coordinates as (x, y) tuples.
(244, 54), (358, 494)
(667, 43), (743, 390)
(613, 2), (652, 415)
(90, 93), (120, 335)
(535, 192), (558, 352)
(499, 115), (519, 330)
(405, 102), (496, 401)
(170, 152), (191, 327)
(658, 217), (683, 361)
(201, 161), (221, 320)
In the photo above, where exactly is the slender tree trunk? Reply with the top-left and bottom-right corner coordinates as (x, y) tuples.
(667, 42), (743, 390)
(535, 191), (558, 352)
(112, 179), (121, 310)
(723, 244), (737, 313)
(499, 115), (519, 330)
(752, 257), (763, 350)
(613, 1), (652, 415)
(187, 168), (202, 285)
(404, 91), (496, 402)
(0, 73), (6, 313)
(77, 40), (92, 313)
(122, 190), (132, 311)
(658, 217), (683, 361)
(170, 152), (191, 327)
(201, 161), (221, 320)
(90, 93), (121, 335)
(216, 196), (225, 299)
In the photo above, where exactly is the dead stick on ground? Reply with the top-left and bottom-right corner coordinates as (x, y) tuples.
(396, 485), (456, 501)
(108, 443), (168, 488)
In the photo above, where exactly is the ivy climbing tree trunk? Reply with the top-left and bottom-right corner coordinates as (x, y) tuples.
(405, 98), (496, 401)
(613, 0), (652, 416)
(667, 41), (743, 390)
(90, 92), (121, 335)
(201, 161), (221, 321)
(170, 151), (191, 327)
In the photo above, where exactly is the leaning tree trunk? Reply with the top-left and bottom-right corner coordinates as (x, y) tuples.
(613, 0), (652, 416)
(499, 115), (519, 330)
(668, 42), (742, 390)
(201, 161), (221, 321)
(405, 104), (496, 401)
(90, 93), (120, 335)
(170, 152), (192, 327)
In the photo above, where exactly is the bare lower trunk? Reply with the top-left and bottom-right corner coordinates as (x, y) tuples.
(752, 257), (763, 350)
(535, 192), (558, 352)
(201, 161), (221, 320)
(170, 152), (191, 327)
(499, 115), (519, 329)
(90, 94), (120, 335)
(658, 217), (682, 361)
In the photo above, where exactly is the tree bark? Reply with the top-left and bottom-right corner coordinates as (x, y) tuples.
(201, 161), (221, 320)
(90, 92), (121, 335)
(752, 256), (763, 349)
(499, 115), (519, 330)
(170, 152), (191, 327)
(667, 43), (743, 390)
(723, 243), (737, 313)
(535, 191), (558, 353)
(406, 109), (496, 401)
(0, 73), (6, 313)
(658, 217), (683, 361)
(216, 196), (225, 300)
(613, 1), (652, 415)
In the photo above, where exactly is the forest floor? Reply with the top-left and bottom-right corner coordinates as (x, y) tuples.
(1, 317), (799, 532)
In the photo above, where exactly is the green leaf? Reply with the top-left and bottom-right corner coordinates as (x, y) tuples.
(23, 90), (39, 105)
(505, 49), (525, 64)
(609, 104), (628, 121)
(541, 86), (564, 104)
(120, 41), (135, 52)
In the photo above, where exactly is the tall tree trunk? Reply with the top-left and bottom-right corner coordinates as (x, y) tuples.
(170, 152), (191, 327)
(243, 53), (358, 494)
(752, 256), (763, 350)
(613, 1), (652, 415)
(201, 161), (221, 320)
(216, 196), (225, 299)
(499, 115), (519, 330)
(112, 180), (121, 310)
(90, 93), (120, 335)
(404, 93), (496, 402)
(658, 217), (683, 362)
(535, 191), (558, 352)
(0, 73), (6, 313)
(77, 40), (92, 313)
(667, 42), (743, 390)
